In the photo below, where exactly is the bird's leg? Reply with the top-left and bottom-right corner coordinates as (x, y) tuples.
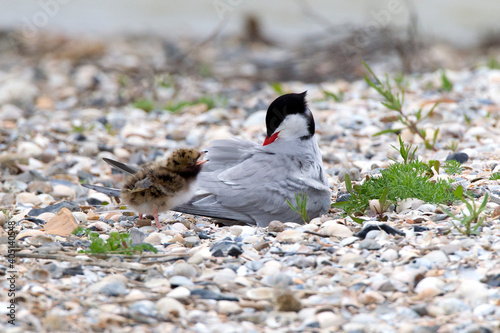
(153, 208), (161, 229)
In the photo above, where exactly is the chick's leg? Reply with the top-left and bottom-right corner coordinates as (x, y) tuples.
(153, 208), (161, 229)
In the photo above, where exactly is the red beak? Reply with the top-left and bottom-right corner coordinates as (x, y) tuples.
(263, 131), (280, 146)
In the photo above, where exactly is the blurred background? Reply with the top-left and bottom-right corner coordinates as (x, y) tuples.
(1, 0), (500, 115)
(2, 0), (500, 82)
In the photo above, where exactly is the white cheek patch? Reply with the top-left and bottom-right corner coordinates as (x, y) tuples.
(276, 114), (310, 140)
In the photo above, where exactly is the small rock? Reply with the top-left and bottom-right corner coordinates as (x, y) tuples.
(414, 277), (444, 296)
(321, 221), (353, 238)
(217, 300), (242, 315)
(446, 152), (469, 164)
(167, 287), (190, 299)
(246, 287), (274, 301)
(52, 184), (76, 199)
(72, 212), (87, 224)
(421, 250), (449, 265)
(129, 228), (147, 245)
(261, 273), (293, 287)
(339, 252), (365, 266)
(358, 239), (381, 250)
(473, 304), (495, 317)
(417, 204), (437, 213)
(100, 281), (128, 296)
(156, 297), (186, 319)
(267, 220), (285, 232)
(16, 192), (42, 206)
(276, 230), (304, 243)
(210, 240), (243, 257)
(438, 297), (470, 315)
(0, 104), (24, 120)
(18, 142), (43, 157)
(380, 248), (398, 261)
(397, 198), (425, 213)
(27, 181), (53, 194)
(213, 268), (237, 286)
(172, 262), (197, 279)
(316, 311), (341, 329)
(169, 275), (194, 288)
(44, 208), (79, 236)
(336, 193), (352, 202)
(130, 300), (157, 318)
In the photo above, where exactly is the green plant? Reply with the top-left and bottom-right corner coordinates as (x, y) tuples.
(333, 139), (457, 220)
(81, 231), (158, 255)
(394, 72), (409, 91)
(286, 191), (310, 223)
(487, 58), (500, 70)
(363, 61), (440, 150)
(132, 98), (155, 112)
(490, 172), (500, 180)
(369, 187), (390, 221)
(445, 140), (459, 152)
(270, 82), (285, 95)
(164, 95), (221, 113)
(444, 160), (463, 175)
(322, 89), (344, 102)
(441, 186), (488, 236)
(390, 135), (417, 164)
(331, 174), (366, 224)
(440, 70), (453, 92)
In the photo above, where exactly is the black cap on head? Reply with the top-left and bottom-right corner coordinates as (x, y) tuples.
(265, 91), (315, 138)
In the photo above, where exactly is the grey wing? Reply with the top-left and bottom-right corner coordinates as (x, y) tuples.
(81, 184), (121, 197)
(197, 153), (329, 227)
(102, 158), (139, 175)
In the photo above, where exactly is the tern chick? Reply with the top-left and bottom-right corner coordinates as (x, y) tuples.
(83, 149), (206, 228)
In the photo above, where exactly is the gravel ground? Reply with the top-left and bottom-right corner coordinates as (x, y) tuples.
(0, 33), (500, 333)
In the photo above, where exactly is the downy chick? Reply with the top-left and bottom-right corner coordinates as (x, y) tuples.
(83, 149), (206, 228)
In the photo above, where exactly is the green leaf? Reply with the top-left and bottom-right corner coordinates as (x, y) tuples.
(373, 128), (402, 137)
(453, 185), (464, 198)
(345, 174), (352, 193)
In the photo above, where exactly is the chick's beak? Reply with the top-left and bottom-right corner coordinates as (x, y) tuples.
(196, 151), (207, 165)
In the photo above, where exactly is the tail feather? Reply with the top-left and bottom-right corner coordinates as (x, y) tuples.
(102, 158), (138, 175)
(81, 183), (122, 197)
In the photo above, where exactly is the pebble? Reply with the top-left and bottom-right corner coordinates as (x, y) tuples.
(276, 230), (304, 243)
(446, 152), (469, 164)
(166, 287), (191, 299)
(172, 263), (197, 279)
(156, 297), (186, 319)
(358, 239), (381, 250)
(380, 248), (398, 261)
(414, 277), (445, 296)
(52, 184), (76, 199)
(267, 220), (285, 232)
(320, 221), (353, 238)
(18, 142), (43, 157)
(339, 252), (365, 266)
(100, 281), (128, 296)
(16, 192), (42, 206)
(169, 275), (194, 288)
(421, 250), (449, 265)
(217, 301), (242, 315)
(213, 268), (237, 286)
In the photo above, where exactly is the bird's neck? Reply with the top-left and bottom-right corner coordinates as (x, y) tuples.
(178, 165), (203, 180)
